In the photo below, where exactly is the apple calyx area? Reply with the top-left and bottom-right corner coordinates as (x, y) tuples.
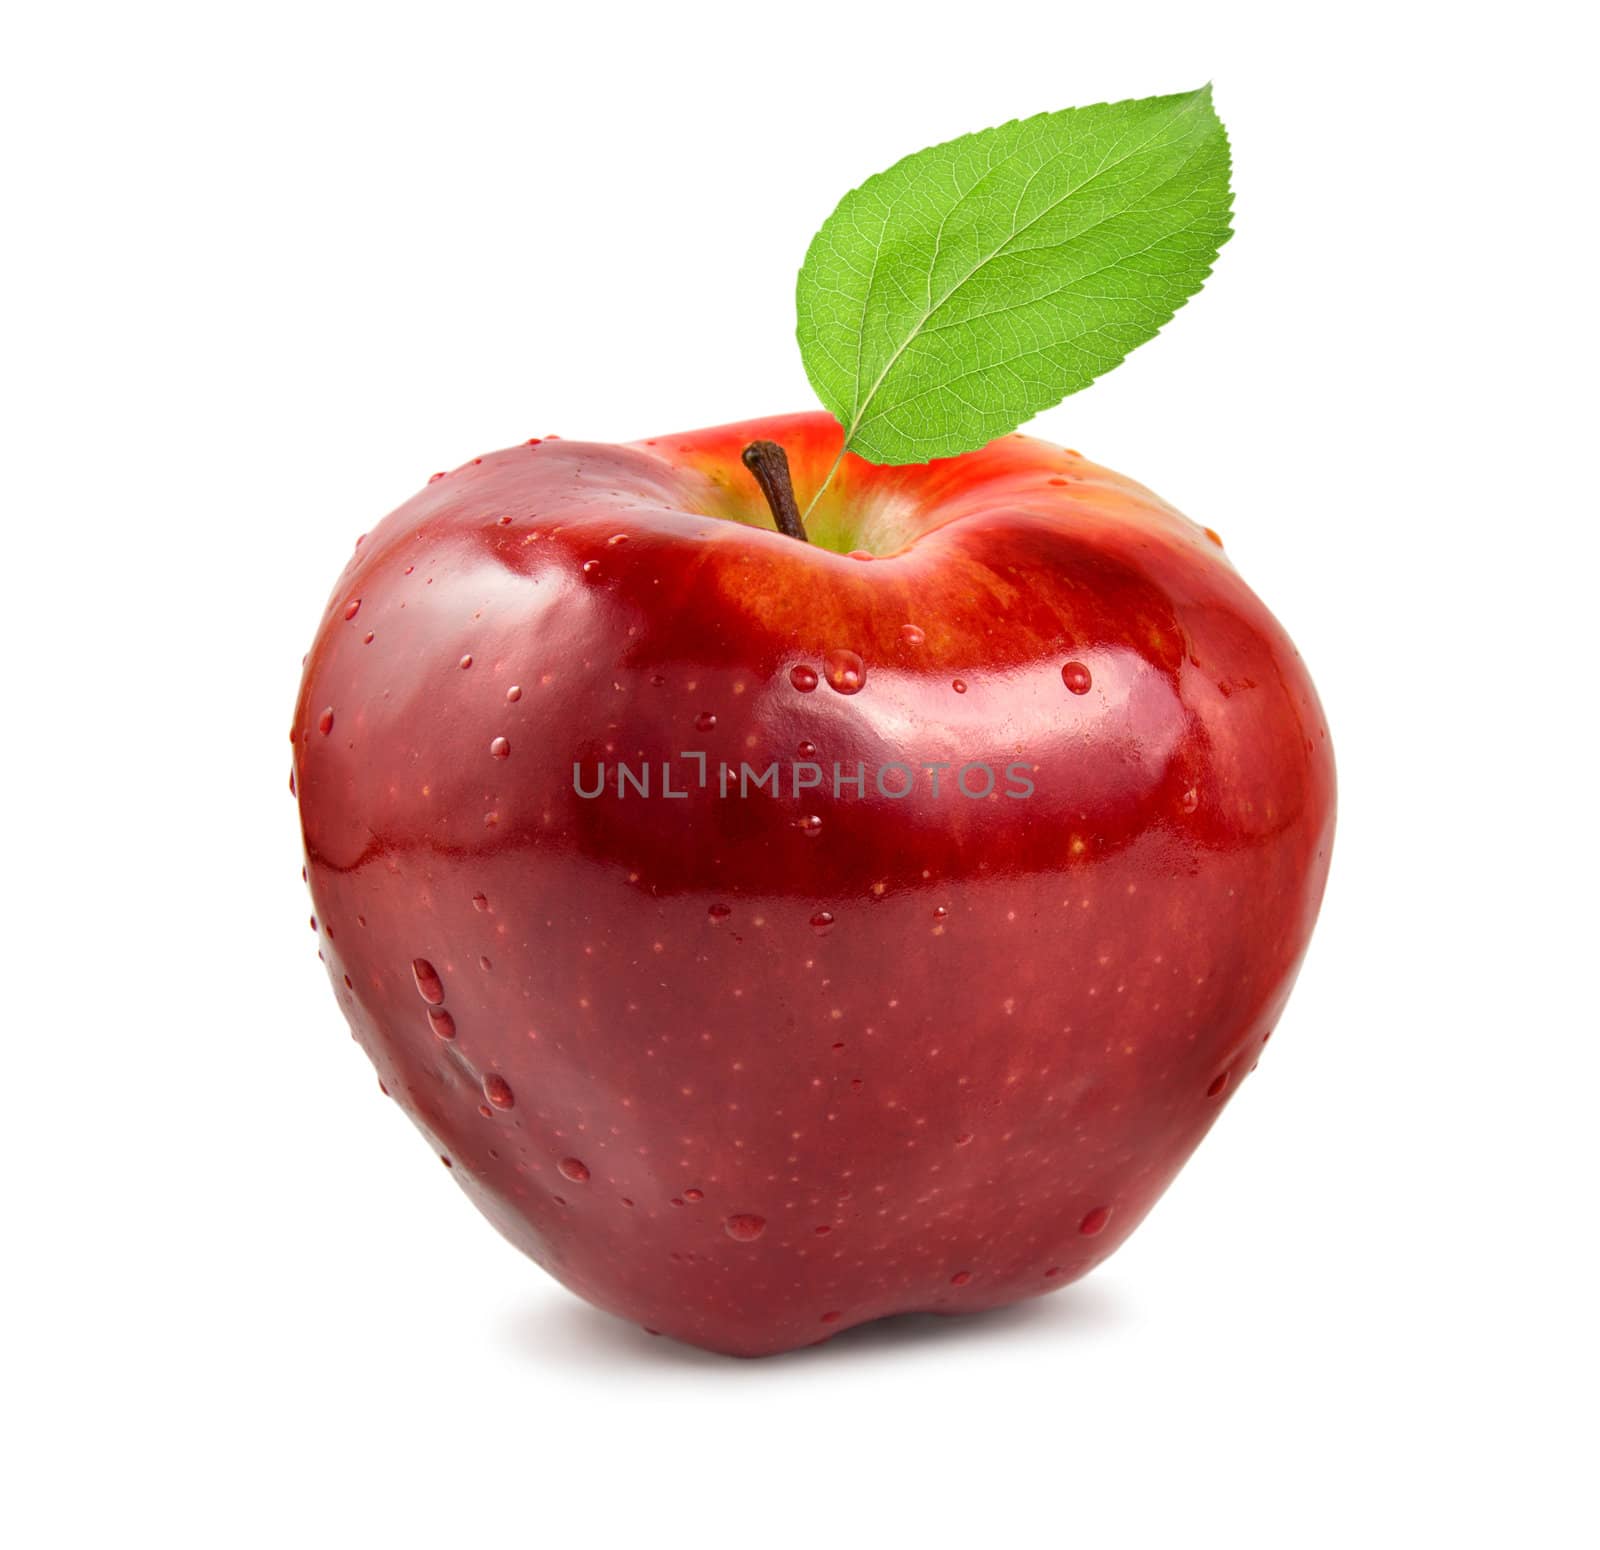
(740, 439), (809, 543)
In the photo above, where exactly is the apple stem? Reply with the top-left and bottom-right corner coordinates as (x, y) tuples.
(741, 441), (809, 543)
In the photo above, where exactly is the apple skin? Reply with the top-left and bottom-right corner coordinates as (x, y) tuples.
(293, 411), (1334, 1356)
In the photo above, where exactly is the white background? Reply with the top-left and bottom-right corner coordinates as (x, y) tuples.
(5, 2), (1595, 1544)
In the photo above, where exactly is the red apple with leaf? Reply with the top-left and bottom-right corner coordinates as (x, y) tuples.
(292, 87), (1334, 1356)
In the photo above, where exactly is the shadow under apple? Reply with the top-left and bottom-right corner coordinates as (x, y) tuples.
(497, 1279), (1128, 1374)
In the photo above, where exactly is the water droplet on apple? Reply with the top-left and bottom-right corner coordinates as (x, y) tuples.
(951, 679), (967, 694)
(411, 958), (445, 1004)
(797, 815), (823, 838)
(1204, 527), (1224, 547)
(820, 1310), (842, 1323)
(824, 649), (865, 695)
(950, 1270), (972, 1286)
(1079, 1205), (1111, 1235)
(1062, 661), (1092, 695)
(427, 1007), (456, 1040)
(707, 903), (732, 923)
(362, 631), (374, 644)
(506, 684), (522, 702)
(484, 1073), (515, 1109)
(846, 549), (873, 561)
(490, 736), (511, 759)
(558, 1156), (590, 1183)
(695, 711), (717, 732)
(724, 1213), (767, 1242)
(797, 739), (817, 758)
(900, 624), (925, 646)
(809, 910), (835, 935)
(581, 559), (602, 581)
(789, 665), (819, 693)
(472, 892), (489, 911)
(343, 598), (361, 621)
(1180, 787), (1199, 815)
(317, 707), (335, 735)
(955, 1132), (973, 1146)
(459, 654), (474, 670)
(607, 532), (629, 546)
(1207, 1071), (1229, 1098)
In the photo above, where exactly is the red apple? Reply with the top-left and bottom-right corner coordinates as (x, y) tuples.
(292, 411), (1334, 1356)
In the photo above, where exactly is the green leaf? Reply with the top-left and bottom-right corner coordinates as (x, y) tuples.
(795, 87), (1232, 467)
